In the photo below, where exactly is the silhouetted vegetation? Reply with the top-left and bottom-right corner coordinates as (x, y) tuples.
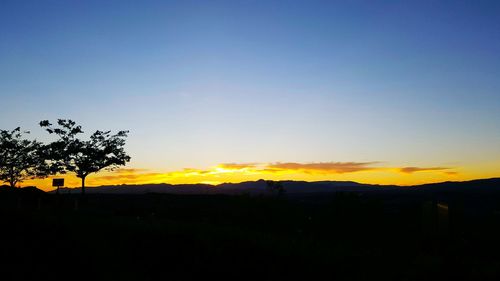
(0, 120), (131, 194)
(266, 180), (286, 197)
(39, 119), (130, 195)
(0, 128), (45, 187)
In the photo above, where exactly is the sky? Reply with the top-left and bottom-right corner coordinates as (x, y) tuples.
(1, 0), (500, 190)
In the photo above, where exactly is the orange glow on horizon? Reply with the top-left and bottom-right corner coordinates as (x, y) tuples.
(13, 161), (500, 192)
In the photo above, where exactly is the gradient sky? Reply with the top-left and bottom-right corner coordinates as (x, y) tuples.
(1, 0), (500, 190)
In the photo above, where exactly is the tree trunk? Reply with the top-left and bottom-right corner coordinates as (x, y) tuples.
(9, 167), (15, 188)
(81, 176), (86, 196)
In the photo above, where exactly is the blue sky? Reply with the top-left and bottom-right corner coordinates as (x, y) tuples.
(1, 0), (500, 185)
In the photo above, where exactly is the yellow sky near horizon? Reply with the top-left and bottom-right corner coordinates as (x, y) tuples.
(17, 161), (500, 192)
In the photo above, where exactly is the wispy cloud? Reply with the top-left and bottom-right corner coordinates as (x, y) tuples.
(266, 162), (379, 174)
(218, 163), (260, 169)
(113, 168), (150, 173)
(93, 168), (164, 183)
(399, 167), (451, 174)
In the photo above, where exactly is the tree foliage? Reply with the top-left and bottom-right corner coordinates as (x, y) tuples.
(40, 119), (131, 194)
(0, 128), (45, 188)
(266, 180), (285, 196)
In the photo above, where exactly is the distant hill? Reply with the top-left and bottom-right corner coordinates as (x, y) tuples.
(51, 178), (500, 195)
(415, 178), (500, 190)
(0, 185), (46, 195)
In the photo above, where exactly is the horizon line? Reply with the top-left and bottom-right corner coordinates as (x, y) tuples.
(12, 176), (500, 191)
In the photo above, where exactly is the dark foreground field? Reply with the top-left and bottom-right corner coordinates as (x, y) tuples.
(1, 182), (500, 281)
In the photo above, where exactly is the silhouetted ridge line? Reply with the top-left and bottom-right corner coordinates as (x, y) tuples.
(48, 178), (500, 195)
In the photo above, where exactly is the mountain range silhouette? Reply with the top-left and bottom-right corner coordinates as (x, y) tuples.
(46, 177), (500, 195)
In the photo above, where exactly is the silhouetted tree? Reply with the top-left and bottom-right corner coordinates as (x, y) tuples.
(265, 180), (285, 197)
(40, 119), (131, 195)
(0, 128), (44, 188)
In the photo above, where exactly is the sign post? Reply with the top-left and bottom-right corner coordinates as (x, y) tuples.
(52, 178), (65, 195)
